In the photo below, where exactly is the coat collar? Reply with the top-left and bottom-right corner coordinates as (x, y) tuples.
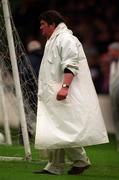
(48, 23), (73, 41)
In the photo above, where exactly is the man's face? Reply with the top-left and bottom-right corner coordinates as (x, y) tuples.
(40, 20), (55, 39)
(108, 48), (119, 59)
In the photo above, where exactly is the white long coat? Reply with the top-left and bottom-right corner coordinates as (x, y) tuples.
(35, 23), (109, 149)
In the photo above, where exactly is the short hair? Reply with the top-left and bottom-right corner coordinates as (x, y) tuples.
(39, 10), (66, 26)
(108, 42), (119, 51)
(27, 40), (41, 52)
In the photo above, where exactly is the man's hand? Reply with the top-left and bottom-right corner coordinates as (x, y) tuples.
(56, 72), (74, 100)
(56, 87), (69, 100)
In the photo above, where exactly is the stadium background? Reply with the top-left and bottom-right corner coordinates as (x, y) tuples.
(0, 1), (119, 179)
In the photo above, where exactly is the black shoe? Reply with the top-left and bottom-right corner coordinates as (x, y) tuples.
(68, 165), (90, 175)
(33, 169), (56, 175)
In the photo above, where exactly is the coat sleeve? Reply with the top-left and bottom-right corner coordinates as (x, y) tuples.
(57, 33), (84, 75)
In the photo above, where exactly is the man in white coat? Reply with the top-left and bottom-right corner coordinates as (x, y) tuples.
(34, 10), (109, 175)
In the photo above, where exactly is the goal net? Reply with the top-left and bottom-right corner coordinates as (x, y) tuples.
(0, 0), (38, 159)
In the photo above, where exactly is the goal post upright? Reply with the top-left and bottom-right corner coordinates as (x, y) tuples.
(1, 0), (31, 160)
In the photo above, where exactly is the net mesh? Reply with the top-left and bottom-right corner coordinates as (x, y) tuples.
(0, 1), (38, 144)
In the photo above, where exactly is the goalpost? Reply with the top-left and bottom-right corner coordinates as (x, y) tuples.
(0, 0), (38, 160)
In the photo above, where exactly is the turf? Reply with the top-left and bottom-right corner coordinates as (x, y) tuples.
(0, 134), (119, 180)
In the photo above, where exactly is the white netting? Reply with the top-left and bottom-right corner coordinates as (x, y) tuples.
(0, 1), (38, 142)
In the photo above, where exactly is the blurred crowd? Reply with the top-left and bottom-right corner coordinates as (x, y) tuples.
(12, 0), (119, 94)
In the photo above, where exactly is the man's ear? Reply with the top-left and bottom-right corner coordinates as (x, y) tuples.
(49, 23), (56, 30)
(52, 23), (56, 28)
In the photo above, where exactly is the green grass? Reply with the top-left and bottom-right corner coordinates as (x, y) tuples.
(0, 134), (119, 180)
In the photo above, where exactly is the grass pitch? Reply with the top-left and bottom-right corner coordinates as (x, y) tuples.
(0, 134), (119, 180)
